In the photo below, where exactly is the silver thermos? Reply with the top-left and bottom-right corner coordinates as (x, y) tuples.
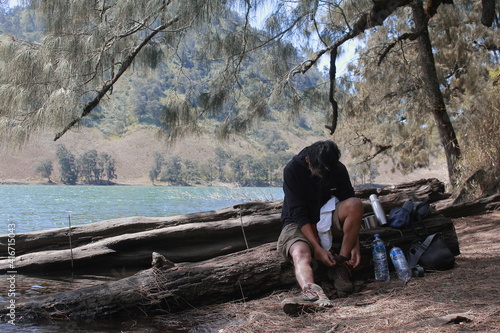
(369, 194), (387, 226)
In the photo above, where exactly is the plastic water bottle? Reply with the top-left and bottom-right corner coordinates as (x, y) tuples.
(390, 247), (412, 281)
(372, 234), (390, 281)
(369, 194), (387, 225)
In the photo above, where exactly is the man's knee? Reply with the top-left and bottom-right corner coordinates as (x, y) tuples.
(339, 197), (364, 220)
(336, 198), (363, 236)
(289, 241), (312, 264)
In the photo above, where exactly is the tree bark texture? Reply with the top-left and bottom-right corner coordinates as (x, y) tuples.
(411, 1), (461, 185)
(1, 243), (294, 321)
(435, 194), (500, 218)
(481, 0), (496, 27)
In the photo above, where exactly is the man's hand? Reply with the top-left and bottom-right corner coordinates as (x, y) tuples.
(348, 241), (361, 268)
(313, 245), (335, 267)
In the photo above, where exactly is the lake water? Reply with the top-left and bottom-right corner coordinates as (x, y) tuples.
(0, 185), (284, 332)
(1, 185), (284, 234)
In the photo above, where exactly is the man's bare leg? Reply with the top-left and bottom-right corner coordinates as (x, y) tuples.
(336, 197), (363, 266)
(327, 197), (363, 293)
(282, 240), (332, 315)
(289, 240), (314, 289)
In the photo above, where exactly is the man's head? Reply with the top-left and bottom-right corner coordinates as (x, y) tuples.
(305, 140), (341, 181)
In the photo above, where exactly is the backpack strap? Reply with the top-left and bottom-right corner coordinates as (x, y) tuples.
(408, 233), (437, 268)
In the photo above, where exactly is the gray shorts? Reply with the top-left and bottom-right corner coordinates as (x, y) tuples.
(277, 209), (342, 261)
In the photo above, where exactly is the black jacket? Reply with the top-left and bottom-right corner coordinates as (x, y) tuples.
(281, 147), (355, 229)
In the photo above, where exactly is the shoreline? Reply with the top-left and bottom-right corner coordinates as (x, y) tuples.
(0, 179), (261, 188)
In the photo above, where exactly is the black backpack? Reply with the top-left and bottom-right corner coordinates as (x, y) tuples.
(408, 233), (455, 271)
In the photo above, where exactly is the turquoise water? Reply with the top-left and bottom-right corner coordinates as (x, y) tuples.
(1, 185), (283, 234)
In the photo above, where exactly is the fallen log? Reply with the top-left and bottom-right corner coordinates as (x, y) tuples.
(1, 243), (295, 322)
(358, 178), (451, 213)
(0, 178), (452, 275)
(1, 211), (461, 323)
(435, 194), (500, 218)
(0, 200), (283, 256)
(0, 210), (283, 274)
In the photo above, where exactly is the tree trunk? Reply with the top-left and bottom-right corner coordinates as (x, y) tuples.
(481, 0), (496, 27)
(435, 194), (500, 218)
(411, 0), (461, 185)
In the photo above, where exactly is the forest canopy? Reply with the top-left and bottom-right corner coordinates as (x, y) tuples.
(0, 0), (498, 197)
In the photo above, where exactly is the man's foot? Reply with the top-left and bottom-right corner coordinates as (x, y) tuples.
(332, 253), (350, 266)
(301, 283), (332, 305)
(328, 264), (354, 293)
(281, 284), (333, 316)
(281, 297), (320, 316)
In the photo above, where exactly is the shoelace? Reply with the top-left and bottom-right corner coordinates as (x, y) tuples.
(333, 253), (351, 266)
(301, 285), (319, 301)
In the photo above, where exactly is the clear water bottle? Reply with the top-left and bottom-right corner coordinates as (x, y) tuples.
(390, 247), (411, 281)
(372, 234), (390, 281)
(369, 194), (387, 225)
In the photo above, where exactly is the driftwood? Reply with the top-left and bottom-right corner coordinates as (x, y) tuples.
(357, 178), (451, 212)
(1, 200), (283, 256)
(0, 178), (453, 275)
(0, 203), (283, 274)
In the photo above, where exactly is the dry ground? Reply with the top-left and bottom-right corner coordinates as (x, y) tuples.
(149, 211), (500, 333)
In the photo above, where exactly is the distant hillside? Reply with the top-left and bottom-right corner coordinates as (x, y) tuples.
(0, 125), (447, 187)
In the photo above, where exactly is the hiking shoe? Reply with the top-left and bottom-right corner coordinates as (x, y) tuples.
(301, 283), (333, 307)
(328, 264), (354, 293)
(281, 296), (333, 316)
(281, 283), (333, 316)
(281, 297), (320, 316)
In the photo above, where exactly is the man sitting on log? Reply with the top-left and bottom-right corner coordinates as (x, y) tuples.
(278, 140), (363, 314)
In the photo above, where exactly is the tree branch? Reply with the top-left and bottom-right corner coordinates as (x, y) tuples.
(288, 0), (413, 135)
(377, 31), (422, 66)
(325, 48), (338, 135)
(355, 144), (393, 166)
(291, 0), (413, 77)
(54, 17), (179, 141)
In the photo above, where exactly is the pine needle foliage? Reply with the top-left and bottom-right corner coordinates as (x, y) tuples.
(0, 0), (331, 146)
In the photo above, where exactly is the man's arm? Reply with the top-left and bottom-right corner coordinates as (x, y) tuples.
(282, 164), (311, 228)
(348, 237), (361, 268)
(300, 223), (335, 267)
